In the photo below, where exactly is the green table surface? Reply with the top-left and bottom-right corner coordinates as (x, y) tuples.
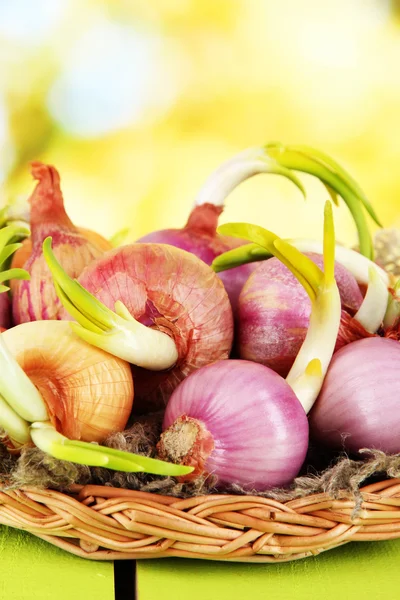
(3, 527), (400, 600)
(0, 526), (114, 600)
(137, 538), (400, 600)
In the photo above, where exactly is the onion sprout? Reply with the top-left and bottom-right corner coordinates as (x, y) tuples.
(43, 237), (179, 370)
(218, 201), (341, 413)
(212, 239), (389, 287)
(0, 237), (191, 475)
(354, 266), (389, 333)
(196, 143), (380, 259)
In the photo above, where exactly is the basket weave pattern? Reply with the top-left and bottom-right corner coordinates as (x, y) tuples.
(1, 478), (400, 562)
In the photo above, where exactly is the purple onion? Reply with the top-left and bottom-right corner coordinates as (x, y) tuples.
(237, 253), (363, 377)
(309, 337), (400, 454)
(0, 293), (10, 330)
(157, 359), (309, 491)
(137, 204), (257, 312)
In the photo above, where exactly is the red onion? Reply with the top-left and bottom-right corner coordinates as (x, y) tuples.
(158, 359), (309, 490)
(0, 293), (10, 329)
(237, 253), (363, 376)
(12, 162), (110, 324)
(158, 202), (343, 489)
(138, 204), (256, 312)
(309, 337), (400, 454)
(44, 240), (234, 413)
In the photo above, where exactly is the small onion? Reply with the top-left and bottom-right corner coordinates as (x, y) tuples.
(53, 242), (234, 413)
(12, 162), (111, 324)
(1, 321), (134, 443)
(158, 359), (309, 491)
(309, 337), (400, 454)
(237, 253), (362, 376)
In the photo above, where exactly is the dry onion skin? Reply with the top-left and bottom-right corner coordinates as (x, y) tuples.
(11, 227), (112, 273)
(12, 162), (110, 324)
(0, 321), (192, 477)
(44, 241), (234, 413)
(1, 321), (134, 444)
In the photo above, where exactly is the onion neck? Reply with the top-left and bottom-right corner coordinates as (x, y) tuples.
(43, 237), (179, 370)
(157, 415), (215, 481)
(185, 204), (223, 235)
(29, 162), (76, 236)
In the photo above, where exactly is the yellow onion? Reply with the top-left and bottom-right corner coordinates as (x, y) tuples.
(12, 162), (110, 324)
(1, 321), (134, 443)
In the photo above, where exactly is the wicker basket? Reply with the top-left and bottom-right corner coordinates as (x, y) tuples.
(1, 478), (400, 562)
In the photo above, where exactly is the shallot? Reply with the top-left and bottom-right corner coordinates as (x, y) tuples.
(157, 202), (341, 490)
(12, 162), (111, 324)
(44, 240), (234, 413)
(309, 337), (400, 454)
(236, 252), (362, 376)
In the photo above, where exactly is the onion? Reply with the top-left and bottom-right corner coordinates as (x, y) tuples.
(12, 162), (111, 324)
(158, 202), (342, 489)
(1, 321), (134, 444)
(138, 204), (256, 312)
(44, 240), (234, 413)
(0, 293), (10, 330)
(138, 143), (379, 310)
(158, 360), (309, 490)
(236, 253), (362, 376)
(309, 337), (400, 454)
(0, 321), (192, 477)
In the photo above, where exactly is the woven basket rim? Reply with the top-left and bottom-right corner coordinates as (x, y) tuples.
(1, 477), (400, 562)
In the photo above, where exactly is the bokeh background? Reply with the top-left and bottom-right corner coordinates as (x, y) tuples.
(1, 0), (400, 246)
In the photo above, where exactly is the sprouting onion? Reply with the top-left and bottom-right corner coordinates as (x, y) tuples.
(43, 240), (233, 413)
(0, 322), (192, 476)
(158, 202), (341, 489)
(137, 143), (378, 309)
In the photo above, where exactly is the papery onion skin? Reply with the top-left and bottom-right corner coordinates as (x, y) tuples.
(159, 359), (309, 490)
(71, 243), (234, 413)
(0, 293), (10, 329)
(238, 253), (363, 377)
(10, 227), (112, 274)
(1, 321), (134, 443)
(12, 163), (108, 324)
(137, 204), (257, 312)
(309, 337), (400, 454)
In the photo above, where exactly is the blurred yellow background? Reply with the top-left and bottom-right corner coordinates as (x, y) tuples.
(1, 0), (400, 246)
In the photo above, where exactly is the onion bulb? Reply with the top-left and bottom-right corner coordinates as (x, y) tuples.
(158, 202), (342, 490)
(158, 360), (309, 490)
(1, 321), (134, 444)
(236, 253), (362, 376)
(43, 240), (234, 413)
(309, 337), (400, 454)
(12, 162), (111, 324)
(0, 321), (192, 477)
